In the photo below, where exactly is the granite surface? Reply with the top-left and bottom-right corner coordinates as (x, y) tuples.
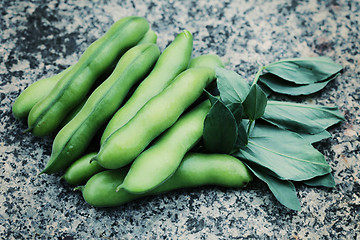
(1, 0), (359, 239)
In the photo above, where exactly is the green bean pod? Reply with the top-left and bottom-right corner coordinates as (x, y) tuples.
(137, 29), (158, 45)
(58, 98), (86, 130)
(27, 16), (149, 136)
(96, 67), (216, 169)
(67, 52), (220, 185)
(41, 43), (160, 174)
(65, 49), (217, 185)
(14, 28), (156, 122)
(100, 30), (193, 144)
(119, 100), (211, 193)
(188, 54), (224, 69)
(78, 152), (252, 207)
(12, 66), (72, 119)
(62, 152), (104, 186)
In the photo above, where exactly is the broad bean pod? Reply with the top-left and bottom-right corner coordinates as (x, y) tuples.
(12, 66), (72, 119)
(65, 52), (221, 185)
(78, 152), (252, 207)
(100, 30), (193, 144)
(13, 28), (156, 122)
(41, 43), (160, 174)
(57, 30), (158, 130)
(63, 152), (104, 186)
(188, 54), (224, 69)
(137, 29), (158, 45)
(27, 16), (149, 136)
(58, 98), (86, 130)
(95, 67), (216, 169)
(119, 100), (211, 193)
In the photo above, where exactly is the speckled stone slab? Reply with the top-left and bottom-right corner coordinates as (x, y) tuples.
(1, 0), (359, 239)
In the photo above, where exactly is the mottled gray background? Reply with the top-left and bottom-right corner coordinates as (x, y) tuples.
(1, 0), (359, 239)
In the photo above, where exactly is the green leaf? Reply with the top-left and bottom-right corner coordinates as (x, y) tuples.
(259, 73), (339, 96)
(234, 122), (248, 149)
(204, 89), (219, 106)
(297, 130), (331, 144)
(244, 162), (301, 211)
(302, 173), (335, 188)
(257, 81), (273, 97)
(234, 124), (331, 181)
(216, 67), (250, 104)
(264, 57), (342, 84)
(262, 101), (344, 134)
(226, 102), (243, 125)
(203, 100), (238, 154)
(242, 84), (268, 120)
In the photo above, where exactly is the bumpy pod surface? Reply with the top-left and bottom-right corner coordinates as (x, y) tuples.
(96, 67), (216, 169)
(101, 30), (193, 144)
(28, 16), (149, 136)
(80, 153), (252, 207)
(42, 43), (160, 174)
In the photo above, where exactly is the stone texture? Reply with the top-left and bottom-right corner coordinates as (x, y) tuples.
(0, 0), (359, 239)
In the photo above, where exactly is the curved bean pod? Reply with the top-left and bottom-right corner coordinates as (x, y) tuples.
(58, 98), (87, 130)
(28, 16), (149, 136)
(137, 29), (158, 45)
(14, 28), (156, 122)
(41, 43), (160, 174)
(100, 30), (193, 144)
(95, 67), (216, 169)
(188, 54), (224, 69)
(78, 152), (252, 207)
(119, 100), (211, 193)
(63, 152), (104, 186)
(65, 51), (219, 185)
(12, 66), (72, 119)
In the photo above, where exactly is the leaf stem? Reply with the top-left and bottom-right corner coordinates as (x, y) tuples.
(247, 120), (254, 137)
(252, 66), (265, 86)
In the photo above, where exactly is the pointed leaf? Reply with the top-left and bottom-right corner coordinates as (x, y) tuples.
(244, 162), (301, 211)
(234, 121), (248, 149)
(226, 102), (243, 125)
(259, 73), (339, 96)
(203, 100), (238, 154)
(262, 101), (344, 134)
(243, 84), (268, 120)
(258, 81), (273, 97)
(302, 173), (335, 188)
(204, 89), (219, 106)
(297, 130), (331, 144)
(265, 57), (342, 84)
(216, 67), (250, 104)
(234, 124), (332, 181)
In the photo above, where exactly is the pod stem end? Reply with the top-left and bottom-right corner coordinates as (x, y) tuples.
(23, 127), (32, 134)
(89, 157), (97, 164)
(74, 186), (84, 192)
(115, 184), (124, 192)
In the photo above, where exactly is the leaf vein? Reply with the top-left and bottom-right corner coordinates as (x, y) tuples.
(248, 141), (326, 166)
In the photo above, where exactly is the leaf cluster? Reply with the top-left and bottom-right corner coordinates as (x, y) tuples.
(202, 57), (344, 210)
(259, 57), (342, 96)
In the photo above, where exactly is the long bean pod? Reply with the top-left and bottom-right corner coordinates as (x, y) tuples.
(78, 153), (252, 207)
(95, 67), (216, 169)
(100, 30), (193, 144)
(12, 66), (72, 119)
(119, 100), (211, 193)
(27, 16), (149, 136)
(188, 54), (224, 69)
(63, 153), (104, 186)
(14, 27), (157, 122)
(41, 43), (160, 174)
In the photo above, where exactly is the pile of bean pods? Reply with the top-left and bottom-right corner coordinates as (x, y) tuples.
(12, 16), (253, 207)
